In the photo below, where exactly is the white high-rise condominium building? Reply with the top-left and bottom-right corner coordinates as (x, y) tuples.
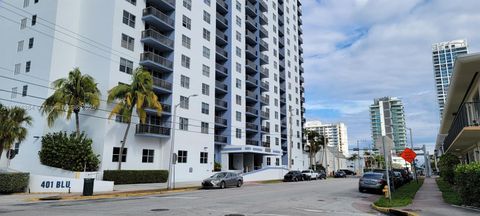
(0, 0), (306, 181)
(370, 97), (407, 152)
(304, 121), (349, 155)
(432, 40), (468, 117)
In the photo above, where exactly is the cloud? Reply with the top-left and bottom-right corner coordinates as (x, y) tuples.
(302, 0), (480, 151)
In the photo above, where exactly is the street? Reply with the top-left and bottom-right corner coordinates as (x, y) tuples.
(0, 178), (383, 216)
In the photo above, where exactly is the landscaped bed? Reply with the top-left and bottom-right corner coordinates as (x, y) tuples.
(374, 178), (424, 207)
(435, 177), (462, 205)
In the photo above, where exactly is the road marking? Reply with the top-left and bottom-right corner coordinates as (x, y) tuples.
(295, 208), (374, 215)
(160, 196), (201, 199)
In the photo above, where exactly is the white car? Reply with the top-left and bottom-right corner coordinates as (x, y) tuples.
(301, 169), (319, 180)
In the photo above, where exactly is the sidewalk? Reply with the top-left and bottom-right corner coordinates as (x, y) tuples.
(401, 177), (479, 216)
(112, 181), (201, 192)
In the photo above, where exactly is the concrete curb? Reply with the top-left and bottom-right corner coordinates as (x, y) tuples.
(371, 203), (419, 216)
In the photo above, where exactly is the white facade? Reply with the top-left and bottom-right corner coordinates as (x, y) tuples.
(0, 0), (306, 182)
(370, 97), (407, 151)
(305, 121), (349, 155)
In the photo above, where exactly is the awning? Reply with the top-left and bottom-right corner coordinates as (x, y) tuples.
(221, 145), (283, 156)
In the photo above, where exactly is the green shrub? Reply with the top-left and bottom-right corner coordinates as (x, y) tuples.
(436, 177), (462, 205)
(39, 131), (100, 171)
(438, 153), (459, 184)
(454, 163), (480, 207)
(103, 170), (168, 184)
(0, 172), (29, 194)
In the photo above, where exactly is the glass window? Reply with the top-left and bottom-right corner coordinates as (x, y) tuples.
(181, 75), (190, 89)
(202, 83), (209, 95)
(142, 149), (154, 163)
(22, 85), (28, 96)
(203, 28), (210, 41)
(203, 46), (210, 59)
(181, 55), (190, 68)
(236, 111), (241, 121)
(201, 122), (209, 134)
(236, 128), (241, 138)
(200, 152), (208, 164)
(179, 117), (188, 131)
(178, 150), (187, 163)
(122, 10), (135, 28)
(201, 102), (209, 114)
(180, 96), (189, 109)
(203, 11), (211, 24)
(183, 0), (191, 10)
(202, 65), (210, 77)
(112, 147), (127, 162)
(28, 37), (34, 49)
(119, 57), (133, 74)
(182, 15), (191, 29)
(121, 34), (134, 51)
(182, 35), (191, 49)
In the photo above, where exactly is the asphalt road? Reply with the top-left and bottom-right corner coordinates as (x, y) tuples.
(0, 178), (384, 216)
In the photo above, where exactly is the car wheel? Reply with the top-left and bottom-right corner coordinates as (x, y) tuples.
(220, 181), (226, 189)
(237, 180), (242, 187)
(359, 187), (364, 193)
(293, 177), (297, 182)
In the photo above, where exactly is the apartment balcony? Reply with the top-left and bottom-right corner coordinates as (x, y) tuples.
(259, 13), (268, 25)
(216, 0), (228, 14)
(215, 116), (227, 127)
(140, 52), (173, 72)
(299, 37), (304, 44)
(136, 124), (170, 138)
(141, 29), (174, 51)
(281, 119), (287, 128)
(299, 67), (304, 74)
(279, 60), (285, 70)
(299, 56), (304, 64)
(216, 46), (228, 61)
(259, 26), (268, 38)
(298, 17), (303, 25)
(443, 102), (480, 152)
(279, 48), (285, 60)
(278, 27), (284, 37)
(260, 81), (269, 91)
(245, 44), (258, 60)
(259, 0), (268, 12)
(298, 7), (303, 15)
(260, 110), (270, 119)
(280, 96), (286, 103)
(260, 53), (269, 65)
(216, 63), (228, 77)
(246, 16), (258, 31)
(298, 27), (303, 35)
(246, 122), (259, 131)
(299, 46), (303, 54)
(246, 60), (257, 73)
(216, 29), (228, 46)
(246, 1), (257, 16)
(260, 96), (269, 105)
(145, 102), (172, 115)
(262, 141), (270, 148)
(300, 86), (305, 92)
(301, 107), (306, 113)
(215, 135), (228, 144)
(279, 39), (285, 48)
(142, 7), (174, 31)
(278, 5), (284, 15)
(152, 76), (172, 93)
(281, 134), (287, 140)
(246, 139), (259, 146)
(215, 80), (228, 93)
(245, 75), (258, 87)
(261, 126), (270, 133)
(278, 16), (284, 26)
(216, 12), (228, 29)
(146, 0), (176, 11)
(215, 98), (228, 110)
(260, 67), (269, 78)
(246, 30), (257, 46)
(259, 40), (268, 51)
(246, 106), (259, 116)
(246, 90), (258, 102)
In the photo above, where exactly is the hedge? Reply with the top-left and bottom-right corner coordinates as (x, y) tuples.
(454, 162), (480, 207)
(438, 153), (459, 184)
(0, 172), (29, 194)
(103, 170), (168, 184)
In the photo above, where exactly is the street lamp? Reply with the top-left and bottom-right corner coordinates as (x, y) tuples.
(167, 94), (198, 190)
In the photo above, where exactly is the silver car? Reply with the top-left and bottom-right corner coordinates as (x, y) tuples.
(202, 172), (243, 189)
(359, 172), (387, 193)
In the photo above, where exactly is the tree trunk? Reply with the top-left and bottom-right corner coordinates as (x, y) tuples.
(74, 107), (80, 137)
(118, 120), (132, 170)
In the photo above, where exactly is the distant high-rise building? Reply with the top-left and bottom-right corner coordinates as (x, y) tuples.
(305, 121), (349, 155)
(370, 97), (407, 151)
(432, 40), (468, 117)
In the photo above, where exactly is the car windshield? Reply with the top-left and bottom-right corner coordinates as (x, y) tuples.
(301, 170), (310, 173)
(210, 172), (227, 178)
(287, 171), (298, 174)
(363, 173), (382, 179)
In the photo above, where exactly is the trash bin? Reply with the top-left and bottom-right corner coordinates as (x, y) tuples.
(83, 178), (94, 196)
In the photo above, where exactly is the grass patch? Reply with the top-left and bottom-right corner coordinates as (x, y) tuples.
(436, 177), (462, 205)
(257, 179), (283, 184)
(374, 178), (424, 207)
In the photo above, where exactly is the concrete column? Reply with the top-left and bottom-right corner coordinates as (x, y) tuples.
(221, 153), (229, 171)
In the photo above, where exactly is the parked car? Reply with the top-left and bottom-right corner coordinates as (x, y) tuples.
(393, 171), (404, 188)
(284, 170), (304, 182)
(393, 168), (411, 183)
(340, 169), (356, 175)
(334, 170), (347, 178)
(315, 170), (327, 180)
(359, 172), (387, 193)
(302, 169), (320, 180)
(202, 172), (243, 189)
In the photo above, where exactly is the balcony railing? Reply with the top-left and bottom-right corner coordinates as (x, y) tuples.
(216, 46), (228, 58)
(246, 106), (258, 115)
(261, 126), (270, 133)
(246, 139), (259, 146)
(216, 80), (228, 91)
(215, 98), (228, 108)
(261, 111), (270, 119)
(262, 141), (270, 147)
(260, 81), (269, 90)
(246, 75), (258, 85)
(260, 67), (269, 78)
(216, 12), (228, 26)
(261, 96), (269, 104)
(443, 102), (480, 151)
(143, 7), (175, 27)
(216, 29), (228, 42)
(246, 90), (257, 100)
(216, 63), (228, 75)
(246, 122), (258, 130)
(215, 116), (227, 126)
(152, 76), (172, 91)
(142, 29), (174, 48)
(136, 124), (170, 136)
(140, 52), (173, 70)
(215, 135), (227, 144)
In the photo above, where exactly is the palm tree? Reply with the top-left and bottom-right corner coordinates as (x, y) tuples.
(0, 104), (32, 162)
(41, 68), (101, 137)
(107, 68), (162, 170)
(347, 153), (359, 162)
(305, 130), (320, 170)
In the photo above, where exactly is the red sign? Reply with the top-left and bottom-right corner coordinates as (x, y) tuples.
(400, 148), (416, 163)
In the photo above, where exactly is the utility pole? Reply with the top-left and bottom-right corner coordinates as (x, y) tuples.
(288, 107), (293, 170)
(408, 127), (418, 183)
(382, 136), (392, 201)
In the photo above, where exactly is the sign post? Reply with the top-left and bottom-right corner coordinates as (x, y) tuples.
(400, 147), (418, 183)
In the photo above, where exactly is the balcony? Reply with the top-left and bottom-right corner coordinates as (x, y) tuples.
(141, 29), (174, 51)
(136, 124), (170, 137)
(260, 111), (269, 119)
(261, 126), (270, 133)
(147, 0), (176, 11)
(259, 0), (268, 12)
(246, 122), (259, 131)
(246, 1), (257, 16)
(215, 80), (228, 93)
(299, 67), (304, 74)
(260, 53), (269, 65)
(278, 16), (284, 26)
(246, 106), (258, 116)
(215, 135), (228, 144)
(298, 27), (303, 35)
(260, 67), (269, 78)
(245, 44), (257, 60)
(298, 17), (303, 25)
(246, 16), (258, 31)
(216, 0), (228, 14)
(278, 5), (284, 15)
(246, 30), (257, 46)
(279, 60), (285, 70)
(279, 39), (285, 48)
(260, 81), (269, 91)
(246, 90), (258, 101)
(216, 29), (228, 46)
(216, 12), (228, 29)
(142, 7), (174, 31)
(281, 134), (287, 140)
(145, 102), (172, 115)
(298, 7), (303, 15)
(259, 39), (268, 51)
(246, 75), (258, 87)
(216, 63), (228, 77)
(215, 98), (228, 110)
(443, 102), (480, 152)
(259, 13), (268, 25)
(299, 37), (303, 44)
(262, 141), (270, 147)
(259, 26), (268, 38)
(140, 52), (173, 72)
(246, 60), (257, 73)
(260, 96), (269, 105)
(216, 46), (228, 61)
(215, 116), (227, 127)
(152, 76), (172, 93)
(246, 139), (259, 146)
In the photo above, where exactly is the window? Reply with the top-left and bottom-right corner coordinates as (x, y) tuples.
(28, 37), (34, 49)
(236, 95), (241, 105)
(179, 117), (188, 131)
(201, 102), (209, 114)
(236, 129), (242, 138)
(183, 0), (191, 10)
(180, 96), (189, 109)
(11, 87), (18, 99)
(112, 147), (127, 162)
(267, 157), (271, 165)
(236, 1), (241, 11)
(236, 16), (241, 27)
(180, 75), (190, 88)
(31, 15), (37, 26)
(23, 0), (29, 8)
(202, 65), (210, 77)
(235, 47), (241, 57)
(22, 85), (28, 96)
(236, 78), (241, 88)
(121, 34), (134, 51)
(236, 111), (241, 121)
(182, 15), (191, 29)
(202, 83), (209, 95)
(177, 150), (188, 163)
(25, 61), (31, 73)
(276, 137), (279, 146)
(142, 149), (154, 163)
(200, 152), (208, 164)
(182, 35), (191, 49)
(203, 11), (211, 24)
(122, 11), (135, 28)
(291, 159), (294, 165)
(201, 122), (209, 134)
(202, 29), (210, 41)
(204, 0), (210, 6)
(181, 55), (190, 68)
(275, 158), (280, 166)
(126, 0), (136, 5)
(236, 63), (241, 73)
(236, 31), (241, 41)
(17, 40), (24, 52)
(20, 18), (27, 29)
(119, 58), (133, 74)
(203, 46), (210, 59)
(14, 63), (21, 75)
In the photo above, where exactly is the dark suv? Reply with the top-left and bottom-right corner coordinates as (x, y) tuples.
(316, 170), (327, 179)
(284, 171), (304, 182)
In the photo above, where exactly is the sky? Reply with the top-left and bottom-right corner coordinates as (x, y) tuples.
(301, 0), (480, 153)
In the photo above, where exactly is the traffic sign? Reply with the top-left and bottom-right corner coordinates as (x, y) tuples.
(400, 148), (416, 163)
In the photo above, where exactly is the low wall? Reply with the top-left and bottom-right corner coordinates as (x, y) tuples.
(28, 174), (113, 193)
(242, 167), (289, 182)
